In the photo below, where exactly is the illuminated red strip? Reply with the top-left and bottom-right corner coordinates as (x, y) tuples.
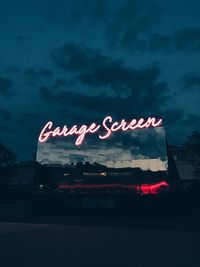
(57, 180), (169, 195)
(141, 181), (168, 190)
(58, 183), (137, 189)
(39, 115), (162, 145)
(140, 181), (169, 195)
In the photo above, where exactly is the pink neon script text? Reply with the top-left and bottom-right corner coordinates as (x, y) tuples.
(38, 115), (162, 145)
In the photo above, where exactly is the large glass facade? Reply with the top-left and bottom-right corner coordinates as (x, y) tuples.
(36, 126), (169, 195)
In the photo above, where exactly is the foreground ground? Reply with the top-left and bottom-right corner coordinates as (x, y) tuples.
(0, 215), (200, 267)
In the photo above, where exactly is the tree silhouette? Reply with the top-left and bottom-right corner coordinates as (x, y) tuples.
(183, 131), (200, 152)
(0, 142), (17, 187)
(182, 131), (200, 179)
(0, 142), (16, 168)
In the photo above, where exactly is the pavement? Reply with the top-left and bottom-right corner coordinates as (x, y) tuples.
(0, 220), (200, 267)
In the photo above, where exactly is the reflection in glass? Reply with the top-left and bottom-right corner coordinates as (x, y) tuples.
(36, 127), (169, 194)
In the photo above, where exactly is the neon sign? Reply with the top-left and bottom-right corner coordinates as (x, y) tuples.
(38, 116), (162, 146)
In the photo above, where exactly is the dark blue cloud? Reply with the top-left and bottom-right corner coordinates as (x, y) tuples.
(51, 42), (166, 94)
(183, 72), (200, 91)
(40, 43), (172, 124)
(0, 75), (13, 97)
(0, 0), (199, 160)
(0, 108), (12, 121)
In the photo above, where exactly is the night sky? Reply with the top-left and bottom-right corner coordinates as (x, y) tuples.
(0, 0), (200, 160)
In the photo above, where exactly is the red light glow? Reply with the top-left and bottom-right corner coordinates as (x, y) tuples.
(57, 180), (169, 195)
(139, 181), (169, 195)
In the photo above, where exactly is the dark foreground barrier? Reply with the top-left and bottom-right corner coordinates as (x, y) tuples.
(31, 192), (189, 219)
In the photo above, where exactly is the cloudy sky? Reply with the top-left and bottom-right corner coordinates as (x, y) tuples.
(0, 0), (200, 160)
